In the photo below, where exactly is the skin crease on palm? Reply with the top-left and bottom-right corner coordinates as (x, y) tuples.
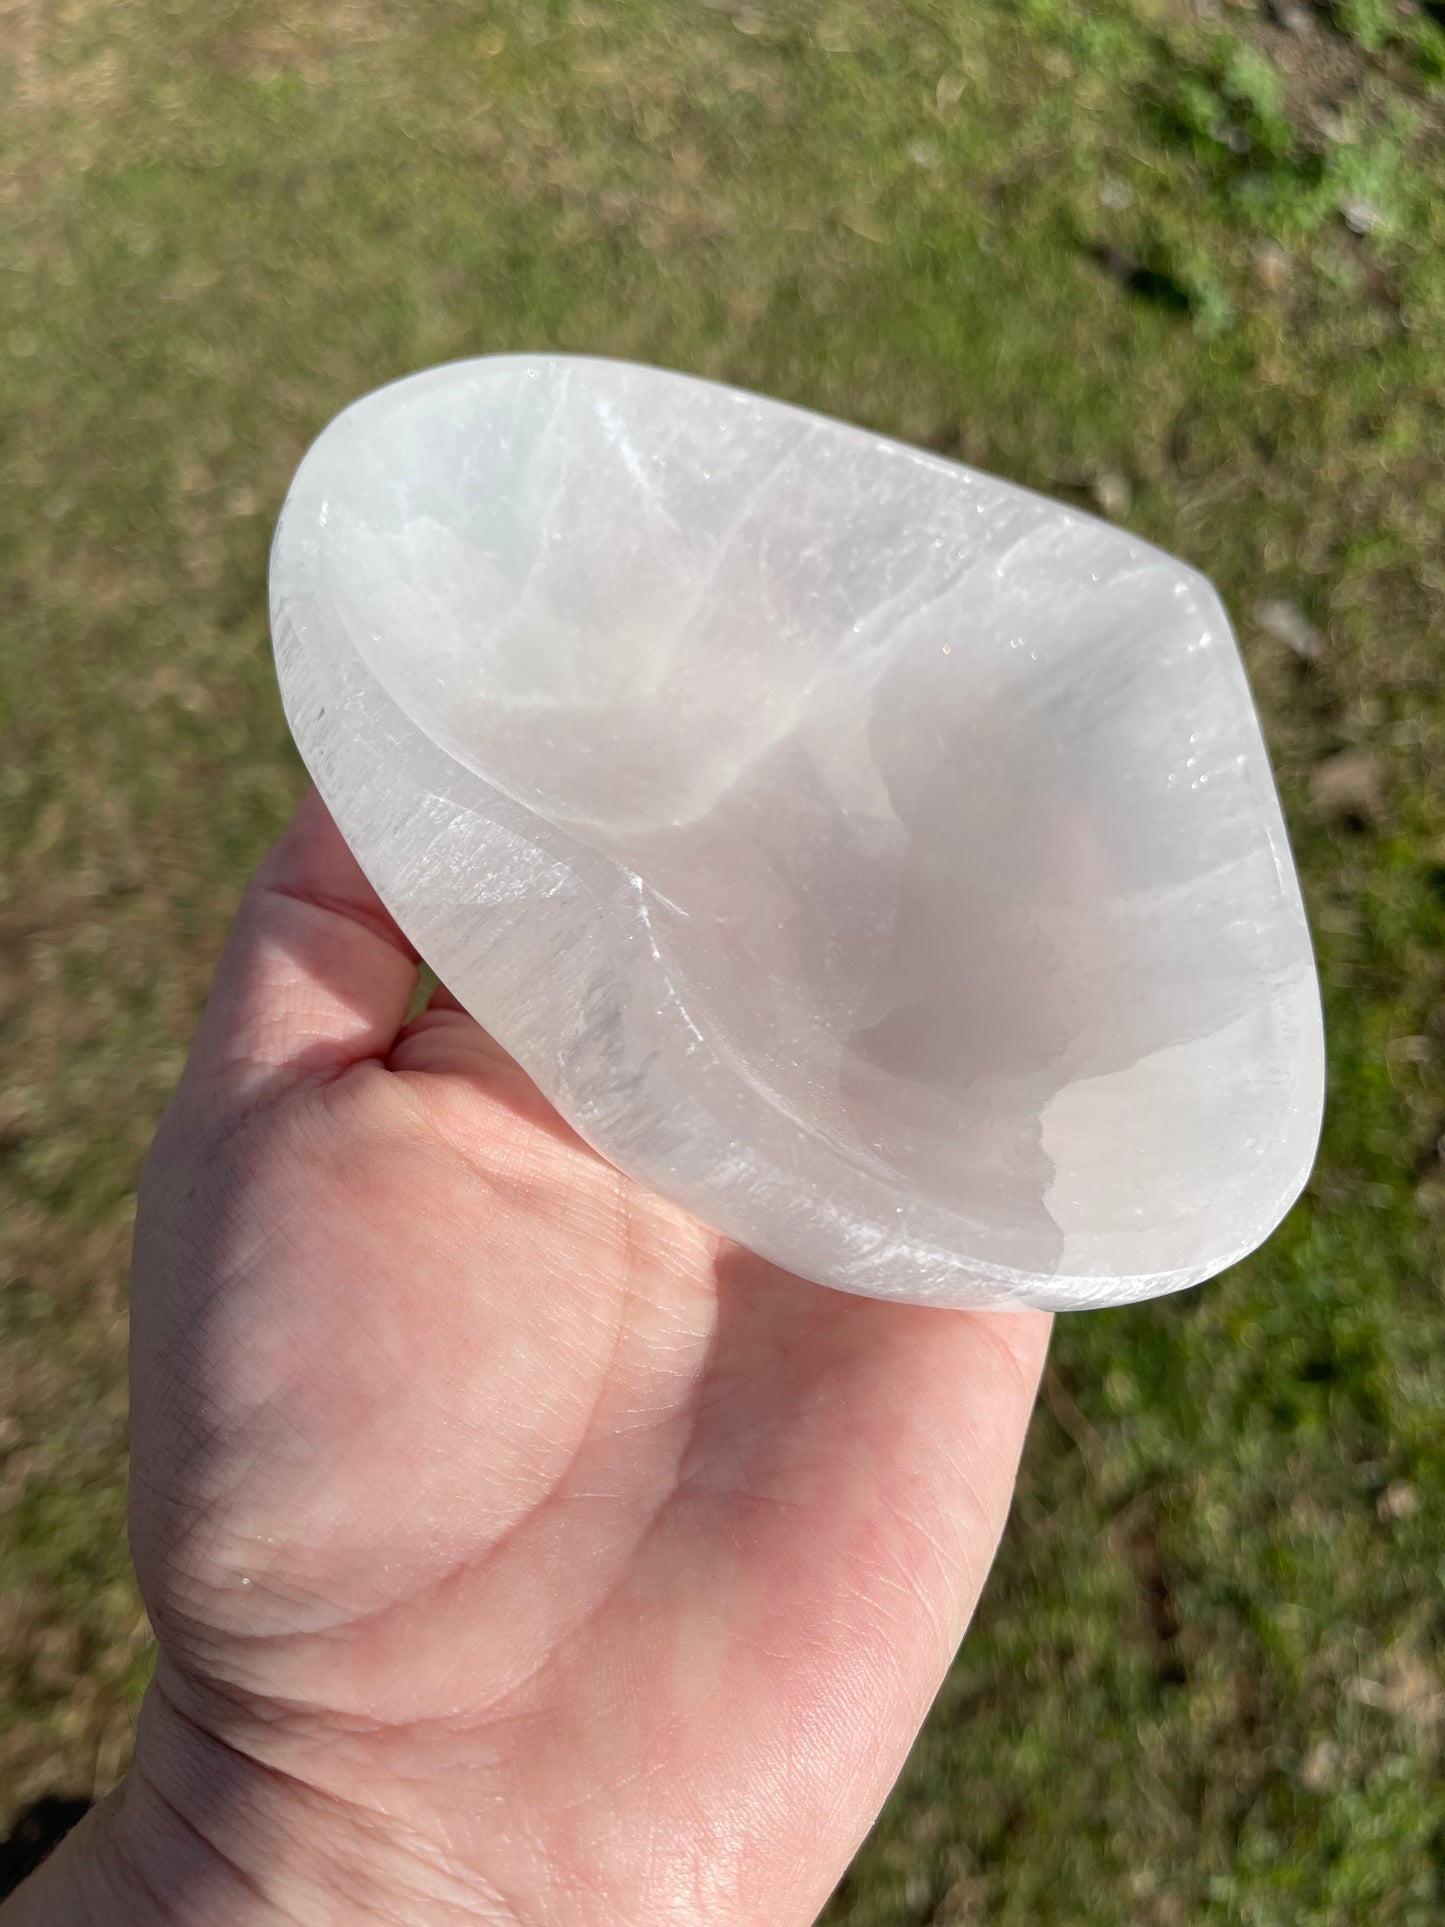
(6, 791), (1051, 1927)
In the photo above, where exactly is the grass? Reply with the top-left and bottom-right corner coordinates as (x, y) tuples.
(1, 0), (1442, 1918)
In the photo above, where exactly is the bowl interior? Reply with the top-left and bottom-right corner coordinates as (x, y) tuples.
(298, 358), (1321, 1280)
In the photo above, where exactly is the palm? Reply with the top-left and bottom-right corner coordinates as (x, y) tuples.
(126, 794), (1049, 1927)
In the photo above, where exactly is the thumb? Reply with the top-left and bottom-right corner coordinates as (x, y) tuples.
(177, 789), (419, 1119)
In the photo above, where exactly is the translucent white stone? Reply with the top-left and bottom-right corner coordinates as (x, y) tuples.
(270, 356), (1323, 1310)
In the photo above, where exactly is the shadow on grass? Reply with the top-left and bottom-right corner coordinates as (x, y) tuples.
(0, 1796), (92, 1900)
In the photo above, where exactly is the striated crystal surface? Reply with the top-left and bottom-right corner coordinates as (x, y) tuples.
(270, 356), (1323, 1310)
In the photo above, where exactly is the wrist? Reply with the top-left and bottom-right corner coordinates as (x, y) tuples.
(0, 1773), (292, 1927)
(2, 1674), (516, 1927)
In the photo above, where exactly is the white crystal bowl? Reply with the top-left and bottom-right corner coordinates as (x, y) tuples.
(271, 356), (1324, 1310)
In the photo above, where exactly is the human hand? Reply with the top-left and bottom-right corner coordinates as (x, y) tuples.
(8, 792), (1049, 1927)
